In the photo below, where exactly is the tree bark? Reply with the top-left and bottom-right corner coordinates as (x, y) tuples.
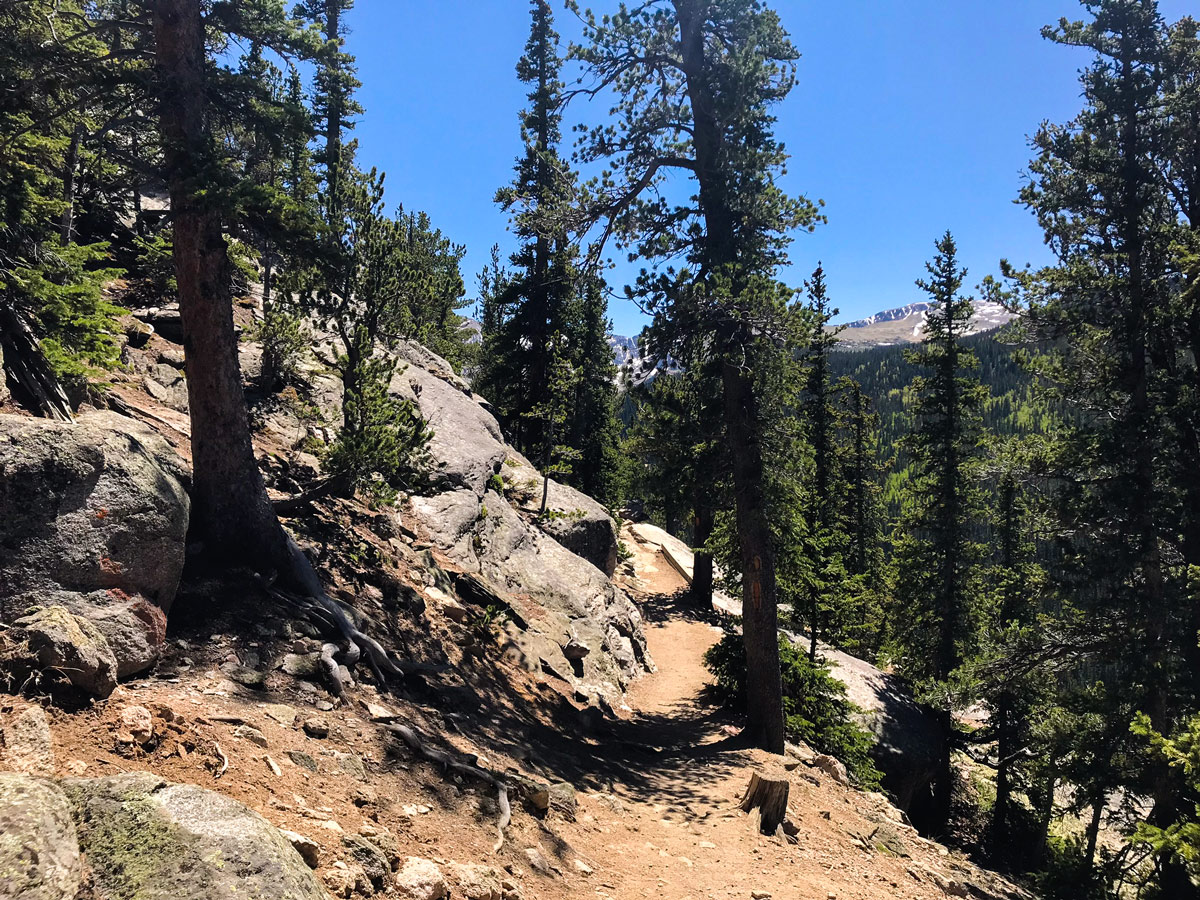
(60, 123), (84, 244)
(152, 0), (290, 570)
(676, 0), (785, 754)
(723, 360), (785, 754)
(740, 771), (790, 835)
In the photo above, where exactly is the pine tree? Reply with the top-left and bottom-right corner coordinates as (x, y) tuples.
(893, 232), (988, 831)
(567, 277), (621, 503)
(492, 0), (578, 455)
(571, 0), (824, 752)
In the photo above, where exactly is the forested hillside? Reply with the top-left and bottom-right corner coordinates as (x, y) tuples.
(830, 331), (1058, 454)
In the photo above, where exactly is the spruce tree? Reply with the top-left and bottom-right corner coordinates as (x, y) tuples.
(493, 0), (578, 454)
(567, 277), (621, 503)
(893, 232), (987, 831)
(799, 265), (846, 658)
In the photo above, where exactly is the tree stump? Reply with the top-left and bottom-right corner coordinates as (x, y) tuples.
(740, 771), (790, 835)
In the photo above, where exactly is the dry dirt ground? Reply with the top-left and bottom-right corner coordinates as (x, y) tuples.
(2, 522), (1015, 900)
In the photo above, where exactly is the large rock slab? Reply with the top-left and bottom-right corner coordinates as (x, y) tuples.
(0, 411), (190, 607)
(0, 773), (81, 900)
(64, 773), (329, 900)
(504, 454), (619, 576)
(796, 637), (944, 824)
(412, 489), (651, 700)
(391, 346), (506, 495)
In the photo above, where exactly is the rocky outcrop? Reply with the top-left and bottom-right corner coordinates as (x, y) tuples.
(397, 343), (651, 700)
(807, 642), (943, 825)
(0, 412), (188, 688)
(503, 454), (619, 576)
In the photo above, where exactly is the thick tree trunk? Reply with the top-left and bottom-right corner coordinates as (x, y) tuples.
(722, 360), (785, 754)
(152, 0), (290, 570)
(991, 691), (1013, 855)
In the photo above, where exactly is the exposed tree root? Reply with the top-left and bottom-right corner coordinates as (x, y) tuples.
(382, 721), (511, 852)
(265, 536), (447, 696)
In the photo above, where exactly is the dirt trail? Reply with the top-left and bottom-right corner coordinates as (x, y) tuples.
(558, 529), (963, 900)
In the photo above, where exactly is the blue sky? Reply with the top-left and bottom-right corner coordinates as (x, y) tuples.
(344, 1), (1191, 337)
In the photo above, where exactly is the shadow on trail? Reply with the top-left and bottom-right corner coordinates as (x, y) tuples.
(416, 587), (754, 817)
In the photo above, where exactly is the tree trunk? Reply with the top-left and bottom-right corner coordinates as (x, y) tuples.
(691, 491), (714, 610)
(722, 360), (785, 754)
(152, 0), (290, 570)
(60, 123), (84, 244)
(991, 691), (1013, 855)
(740, 771), (790, 835)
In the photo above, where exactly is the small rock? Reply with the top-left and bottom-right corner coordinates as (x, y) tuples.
(118, 705), (154, 745)
(352, 785), (377, 807)
(333, 751), (367, 780)
(287, 750), (318, 772)
(316, 700), (334, 712)
(280, 829), (322, 868)
(281, 653), (320, 678)
(751, 892), (772, 900)
(366, 702), (396, 721)
(234, 723), (268, 747)
(402, 803), (432, 816)
(343, 834), (390, 890)
(2, 705), (55, 775)
(265, 756), (283, 776)
(699, 841), (716, 849)
(322, 865), (357, 898)
(932, 872), (968, 897)
(448, 862), (503, 900)
(226, 665), (266, 688)
(572, 859), (593, 876)
(523, 847), (552, 876)
(547, 781), (577, 816)
(395, 856), (448, 900)
(12, 605), (118, 697)
(812, 754), (849, 787)
(561, 638), (590, 660)
(302, 717), (329, 738)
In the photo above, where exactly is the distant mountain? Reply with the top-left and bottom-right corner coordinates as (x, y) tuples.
(834, 299), (1014, 349)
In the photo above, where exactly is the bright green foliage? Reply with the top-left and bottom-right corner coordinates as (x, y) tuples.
(5, 239), (125, 382)
(0, 1), (127, 393)
(704, 629), (881, 788)
(1131, 708), (1200, 881)
(325, 333), (431, 499)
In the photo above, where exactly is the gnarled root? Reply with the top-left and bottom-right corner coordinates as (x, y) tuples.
(383, 721), (511, 852)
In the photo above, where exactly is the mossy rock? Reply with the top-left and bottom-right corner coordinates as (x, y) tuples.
(63, 773), (329, 899)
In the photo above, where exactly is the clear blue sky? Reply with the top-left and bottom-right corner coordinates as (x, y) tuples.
(343, 1), (1191, 337)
